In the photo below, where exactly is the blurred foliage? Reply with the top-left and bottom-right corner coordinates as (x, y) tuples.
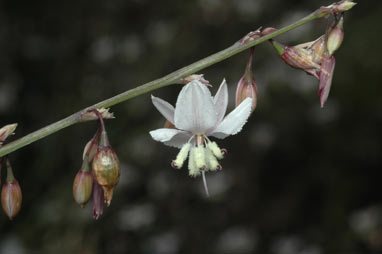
(0, 0), (381, 253)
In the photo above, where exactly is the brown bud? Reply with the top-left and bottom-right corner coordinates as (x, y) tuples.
(73, 162), (93, 208)
(92, 131), (121, 206)
(1, 180), (22, 220)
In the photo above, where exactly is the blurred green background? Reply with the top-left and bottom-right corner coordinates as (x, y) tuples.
(0, 0), (380, 253)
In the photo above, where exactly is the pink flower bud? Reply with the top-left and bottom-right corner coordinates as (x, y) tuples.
(1, 159), (22, 220)
(327, 16), (344, 56)
(235, 48), (258, 112)
(73, 161), (93, 208)
(1, 180), (22, 220)
(92, 130), (121, 206)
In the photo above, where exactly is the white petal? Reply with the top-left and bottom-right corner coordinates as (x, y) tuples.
(151, 95), (175, 124)
(174, 80), (218, 133)
(213, 79), (228, 124)
(149, 128), (192, 148)
(209, 98), (252, 139)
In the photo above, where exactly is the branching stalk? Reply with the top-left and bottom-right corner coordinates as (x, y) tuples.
(0, 4), (343, 157)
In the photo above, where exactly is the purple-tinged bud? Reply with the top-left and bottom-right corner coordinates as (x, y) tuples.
(92, 181), (104, 220)
(327, 16), (344, 56)
(0, 123), (17, 146)
(92, 130), (121, 206)
(1, 160), (22, 220)
(73, 159), (93, 208)
(270, 40), (321, 79)
(235, 48), (258, 112)
(318, 55), (336, 108)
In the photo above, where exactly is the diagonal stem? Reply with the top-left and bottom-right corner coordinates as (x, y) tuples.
(0, 5), (337, 157)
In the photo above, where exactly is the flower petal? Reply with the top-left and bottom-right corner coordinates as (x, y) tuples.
(151, 95), (175, 124)
(209, 98), (252, 139)
(318, 55), (336, 108)
(213, 79), (228, 124)
(174, 80), (218, 133)
(149, 128), (192, 148)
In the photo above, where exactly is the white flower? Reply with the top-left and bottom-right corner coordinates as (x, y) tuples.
(150, 79), (252, 197)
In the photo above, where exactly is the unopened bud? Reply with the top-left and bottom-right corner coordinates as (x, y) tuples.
(1, 160), (22, 220)
(0, 123), (17, 146)
(236, 48), (258, 112)
(327, 16), (344, 55)
(92, 130), (121, 206)
(73, 159), (93, 208)
(333, 1), (357, 12)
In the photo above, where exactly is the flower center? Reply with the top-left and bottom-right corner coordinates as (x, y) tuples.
(171, 134), (227, 197)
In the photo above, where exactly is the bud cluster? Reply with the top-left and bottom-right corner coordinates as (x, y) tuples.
(72, 109), (121, 220)
(266, 11), (347, 107)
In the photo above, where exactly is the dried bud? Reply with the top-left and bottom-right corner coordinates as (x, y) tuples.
(318, 55), (336, 108)
(92, 181), (104, 220)
(0, 123), (17, 146)
(80, 108), (114, 122)
(73, 159), (93, 208)
(271, 40), (321, 79)
(235, 48), (258, 112)
(92, 130), (121, 206)
(1, 160), (22, 220)
(327, 16), (344, 55)
(311, 36), (326, 63)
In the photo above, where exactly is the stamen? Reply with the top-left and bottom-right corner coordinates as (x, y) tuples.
(194, 145), (206, 170)
(188, 147), (200, 177)
(207, 141), (225, 159)
(172, 143), (191, 169)
(205, 147), (220, 171)
(201, 170), (210, 198)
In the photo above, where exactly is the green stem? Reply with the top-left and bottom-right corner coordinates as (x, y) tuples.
(0, 7), (328, 157)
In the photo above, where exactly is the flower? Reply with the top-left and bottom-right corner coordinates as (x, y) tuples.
(150, 79), (252, 197)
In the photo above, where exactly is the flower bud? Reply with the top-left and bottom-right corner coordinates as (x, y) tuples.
(333, 0), (357, 12)
(261, 27), (277, 36)
(270, 40), (321, 79)
(0, 123), (17, 146)
(73, 159), (93, 208)
(92, 130), (121, 206)
(1, 160), (21, 220)
(327, 16), (344, 56)
(235, 48), (258, 112)
(93, 181), (104, 220)
(311, 36), (326, 63)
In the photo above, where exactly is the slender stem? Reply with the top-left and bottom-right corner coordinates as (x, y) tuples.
(0, 7), (329, 157)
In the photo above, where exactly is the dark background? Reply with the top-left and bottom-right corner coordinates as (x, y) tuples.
(0, 0), (380, 253)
